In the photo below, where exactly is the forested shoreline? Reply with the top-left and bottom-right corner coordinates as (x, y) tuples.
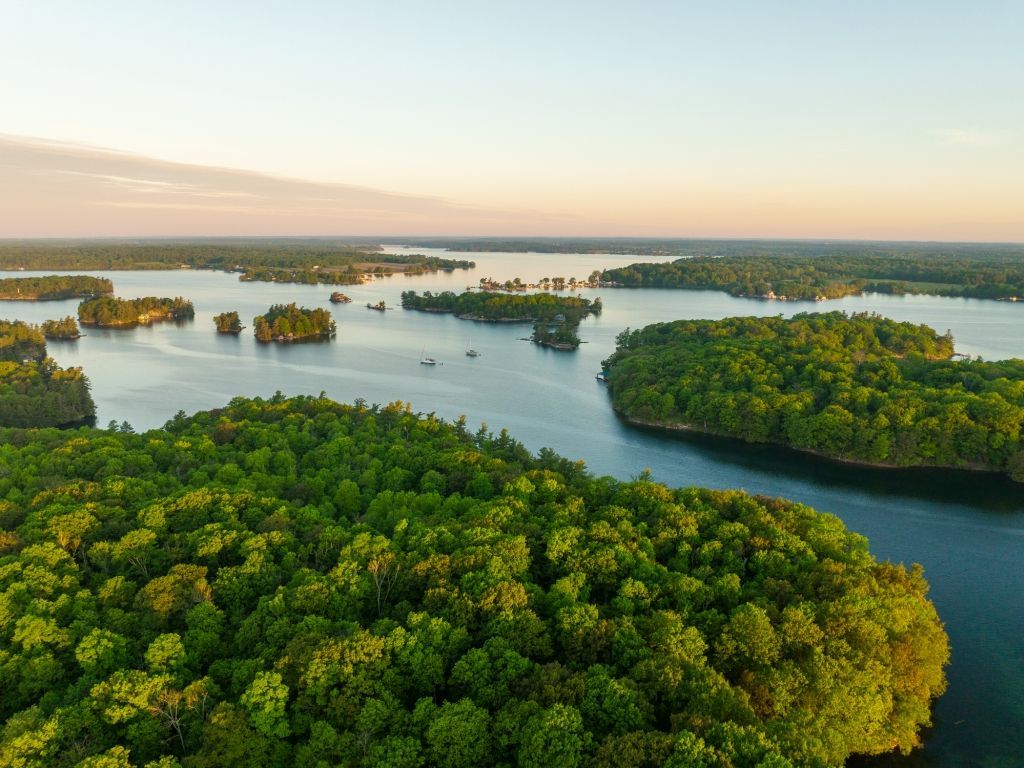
(0, 243), (474, 282)
(253, 303), (335, 342)
(0, 395), (949, 767)
(401, 290), (601, 350)
(0, 319), (95, 427)
(78, 297), (195, 328)
(601, 251), (1024, 301)
(604, 313), (1024, 480)
(0, 275), (113, 301)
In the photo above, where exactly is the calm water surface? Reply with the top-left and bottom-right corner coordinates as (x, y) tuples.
(3, 247), (1023, 767)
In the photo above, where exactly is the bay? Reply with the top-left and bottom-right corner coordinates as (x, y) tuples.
(2, 246), (1022, 766)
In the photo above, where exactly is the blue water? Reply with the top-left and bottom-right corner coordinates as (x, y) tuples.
(3, 247), (1023, 766)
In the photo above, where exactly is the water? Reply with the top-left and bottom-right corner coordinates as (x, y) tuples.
(3, 247), (1023, 766)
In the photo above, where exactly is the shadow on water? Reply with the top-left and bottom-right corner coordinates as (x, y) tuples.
(619, 415), (1024, 514)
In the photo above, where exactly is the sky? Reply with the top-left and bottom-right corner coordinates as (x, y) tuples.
(1, 0), (1022, 240)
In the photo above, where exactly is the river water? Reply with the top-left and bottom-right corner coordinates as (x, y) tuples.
(3, 247), (1022, 766)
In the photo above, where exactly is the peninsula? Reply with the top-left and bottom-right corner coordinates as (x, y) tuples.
(604, 312), (1024, 480)
(0, 395), (949, 767)
(0, 319), (94, 427)
(601, 246), (1024, 301)
(0, 274), (112, 301)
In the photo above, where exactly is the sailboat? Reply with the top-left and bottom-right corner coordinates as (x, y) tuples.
(465, 338), (480, 357)
(420, 346), (438, 365)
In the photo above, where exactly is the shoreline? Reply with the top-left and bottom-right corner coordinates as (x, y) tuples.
(617, 411), (1015, 480)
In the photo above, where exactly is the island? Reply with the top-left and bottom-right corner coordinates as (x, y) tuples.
(0, 394), (948, 766)
(213, 311), (244, 334)
(603, 312), (1024, 481)
(366, 300), (388, 311)
(41, 316), (82, 340)
(328, 291), (352, 303)
(601, 245), (1024, 301)
(0, 274), (113, 300)
(400, 290), (602, 350)
(253, 303), (335, 342)
(0, 319), (95, 427)
(78, 296), (195, 328)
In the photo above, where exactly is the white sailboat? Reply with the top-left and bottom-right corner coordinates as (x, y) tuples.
(420, 346), (438, 365)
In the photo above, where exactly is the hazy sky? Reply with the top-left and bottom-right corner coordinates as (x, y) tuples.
(2, 1), (1022, 240)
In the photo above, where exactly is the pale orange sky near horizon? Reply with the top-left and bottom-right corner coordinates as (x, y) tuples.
(2, 3), (1023, 242)
(2, 134), (1021, 243)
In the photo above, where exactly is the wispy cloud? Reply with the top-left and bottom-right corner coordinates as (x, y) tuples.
(933, 128), (994, 147)
(0, 134), (568, 237)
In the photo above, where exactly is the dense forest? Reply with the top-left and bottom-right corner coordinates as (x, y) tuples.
(253, 304), (336, 343)
(604, 313), (1024, 480)
(602, 251), (1024, 301)
(78, 297), (195, 328)
(213, 312), (243, 334)
(41, 317), (82, 340)
(0, 320), (95, 427)
(0, 395), (948, 767)
(0, 275), (113, 301)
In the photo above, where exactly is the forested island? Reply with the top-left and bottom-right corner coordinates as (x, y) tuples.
(0, 274), (113, 301)
(401, 290), (601, 350)
(239, 256), (474, 286)
(78, 297), (195, 328)
(0, 319), (94, 427)
(0, 395), (948, 767)
(213, 311), (244, 334)
(604, 312), (1024, 480)
(601, 249), (1024, 301)
(41, 316), (82, 340)
(253, 303), (335, 342)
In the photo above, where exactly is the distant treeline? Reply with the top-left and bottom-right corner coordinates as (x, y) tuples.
(601, 249), (1024, 301)
(604, 312), (1024, 480)
(253, 303), (336, 342)
(0, 244), (474, 281)
(0, 242), (371, 270)
(78, 296), (195, 327)
(0, 319), (95, 427)
(0, 274), (112, 300)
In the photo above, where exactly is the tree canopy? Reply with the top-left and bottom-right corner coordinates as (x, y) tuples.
(0, 275), (112, 301)
(0, 319), (94, 427)
(253, 304), (335, 343)
(601, 249), (1024, 301)
(0, 243), (472, 281)
(41, 317), (82, 340)
(604, 312), (1024, 480)
(0, 395), (948, 767)
(213, 313), (243, 334)
(400, 291), (601, 350)
(78, 298), (195, 328)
